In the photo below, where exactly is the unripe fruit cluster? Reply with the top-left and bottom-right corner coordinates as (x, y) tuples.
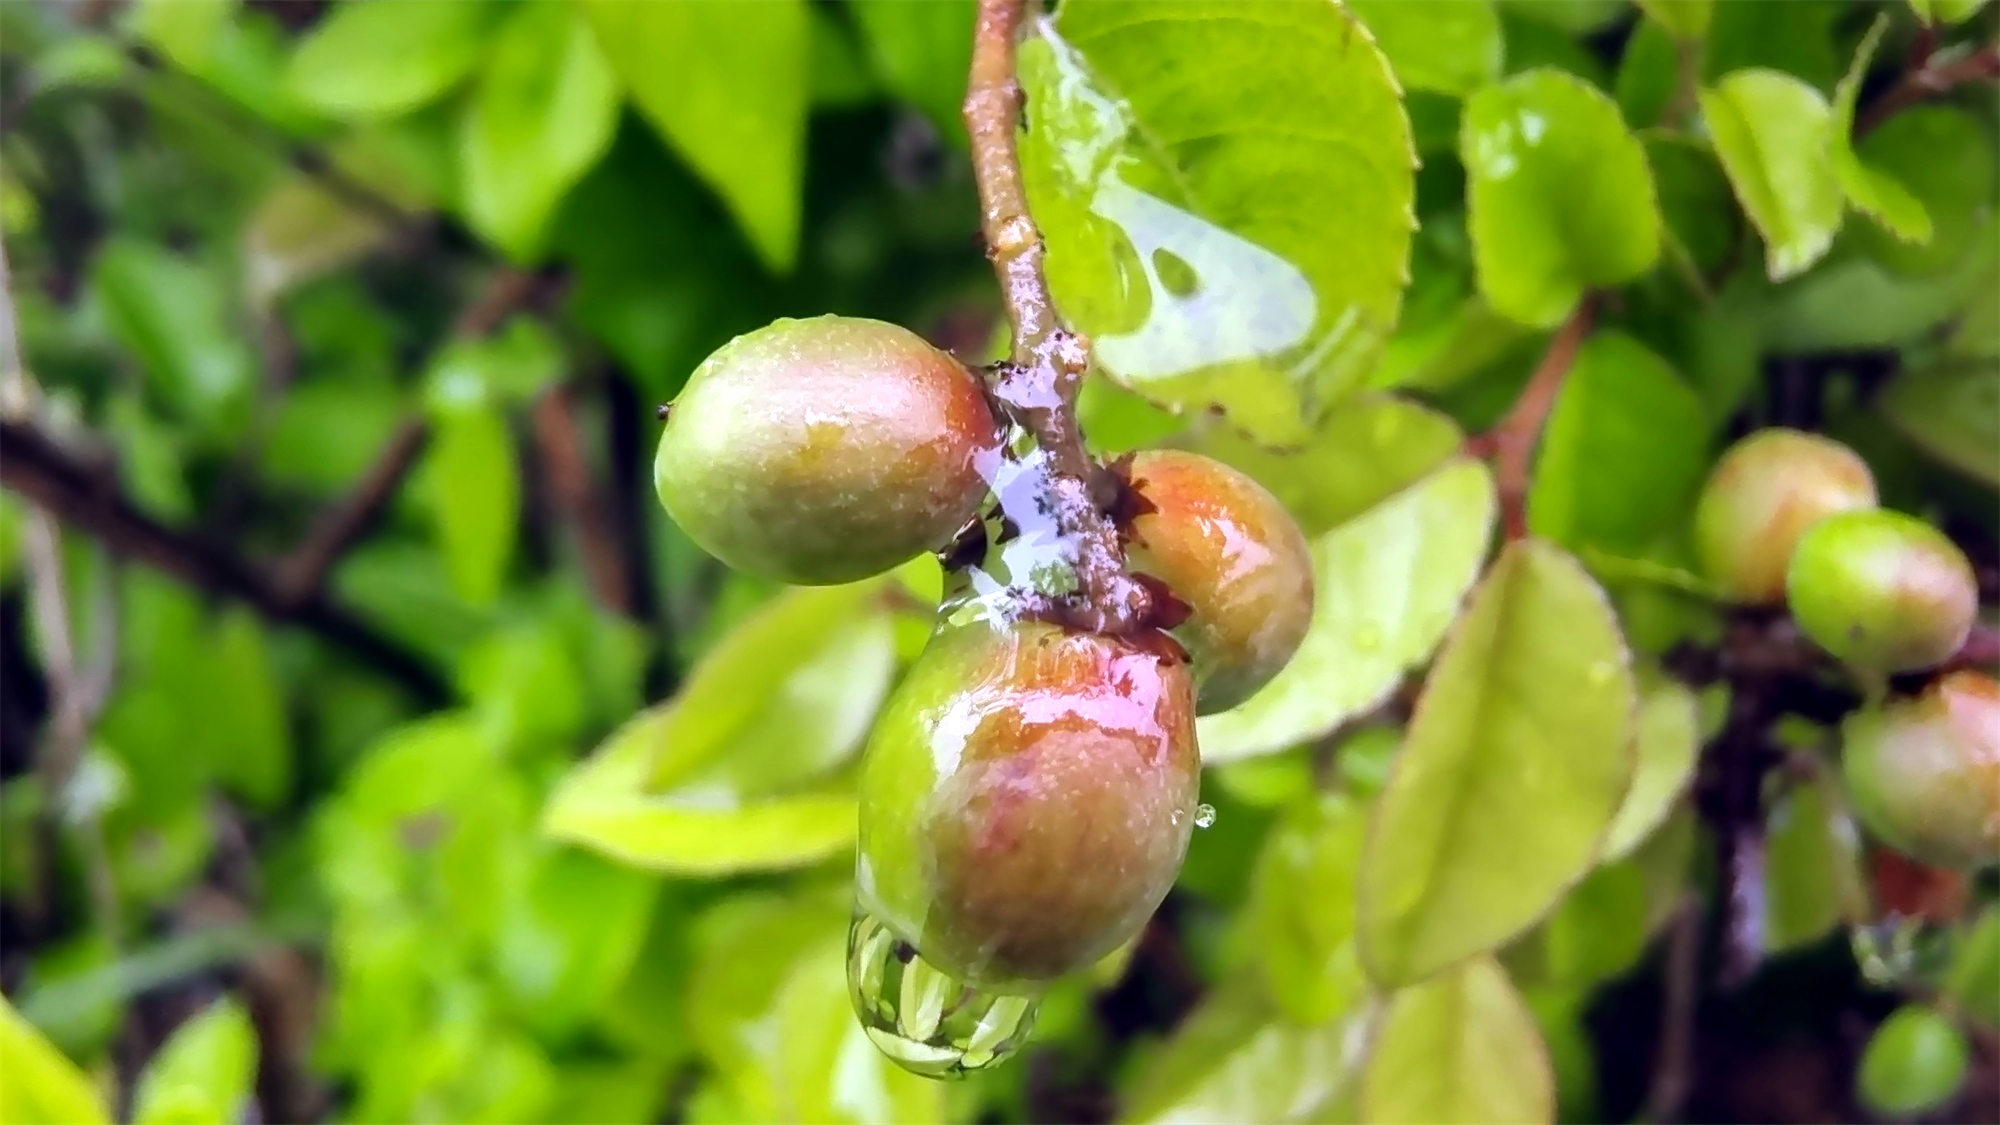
(1693, 427), (1978, 676)
(653, 316), (1316, 986)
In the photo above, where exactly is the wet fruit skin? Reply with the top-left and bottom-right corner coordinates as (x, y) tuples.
(1693, 428), (1878, 604)
(1785, 509), (1977, 674)
(654, 316), (1001, 586)
(857, 618), (1200, 988)
(1841, 671), (2000, 871)
(1120, 450), (1314, 714)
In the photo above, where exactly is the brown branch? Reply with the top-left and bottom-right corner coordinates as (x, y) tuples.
(965, 0), (1150, 634)
(1855, 44), (2000, 138)
(0, 418), (450, 704)
(1644, 894), (1703, 1124)
(531, 383), (636, 616)
(273, 418), (427, 606)
(1466, 296), (1598, 540)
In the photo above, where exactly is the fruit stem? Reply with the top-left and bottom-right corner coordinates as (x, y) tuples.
(1466, 295), (1597, 540)
(1855, 43), (1999, 138)
(964, 0), (1152, 635)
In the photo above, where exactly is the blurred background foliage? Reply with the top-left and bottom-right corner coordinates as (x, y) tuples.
(0, 0), (1994, 1123)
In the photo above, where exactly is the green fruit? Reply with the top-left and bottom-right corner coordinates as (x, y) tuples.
(857, 618), (1200, 987)
(1841, 671), (2000, 871)
(654, 316), (1000, 585)
(1693, 428), (1877, 604)
(1121, 451), (1315, 714)
(1786, 509), (1977, 673)
(1856, 1005), (1968, 1118)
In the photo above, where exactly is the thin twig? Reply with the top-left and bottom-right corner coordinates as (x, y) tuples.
(1644, 893), (1703, 1124)
(1465, 296), (1598, 539)
(274, 418), (427, 606)
(531, 383), (636, 616)
(1855, 44), (2000, 138)
(964, 0), (1150, 634)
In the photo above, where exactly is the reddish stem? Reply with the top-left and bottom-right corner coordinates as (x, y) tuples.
(1855, 44), (2000, 138)
(1469, 297), (1598, 540)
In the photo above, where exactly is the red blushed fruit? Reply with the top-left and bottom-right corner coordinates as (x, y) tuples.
(1120, 450), (1315, 714)
(1843, 671), (2000, 871)
(857, 618), (1200, 987)
(1693, 428), (1878, 605)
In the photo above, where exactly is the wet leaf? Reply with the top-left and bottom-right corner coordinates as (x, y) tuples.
(1462, 68), (1661, 328)
(1699, 70), (1843, 280)
(582, 0), (809, 271)
(1020, 1), (1415, 444)
(1198, 458), (1496, 763)
(286, 0), (500, 119)
(0, 992), (110, 1125)
(1347, 0), (1503, 96)
(1359, 539), (1635, 988)
(131, 999), (257, 1125)
(1360, 955), (1554, 1124)
(1246, 794), (1371, 1025)
(1828, 19), (1930, 246)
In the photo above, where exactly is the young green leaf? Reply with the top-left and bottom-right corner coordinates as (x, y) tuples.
(1600, 679), (1700, 863)
(1764, 773), (1869, 954)
(0, 993), (110, 1125)
(1198, 458), (1497, 763)
(286, 0), (501, 119)
(421, 402), (518, 608)
(850, 0), (975, 146)
(131, 999), (257, 1125)
(1122, 983), (1369, 1125)
(1245, 793), (1372, 1025)
(1019, 0), (1415, 444)
(1699, 70), (1844, 280)
(1360, 955), (1554, 1125)
(1346, 0), (1503, 96)
(1881, 360), (2000, 488)
(1461, 69), (1662, 328)
(1828, 18), (1932, 245)
(582, 0), (809, 272)
(460, 1), (620, 260)
(1359, 538), (1636, 988)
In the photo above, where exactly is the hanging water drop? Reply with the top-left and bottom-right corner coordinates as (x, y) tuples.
(1193, 803), (1217, 828)
(847, 908), (1040, 1079)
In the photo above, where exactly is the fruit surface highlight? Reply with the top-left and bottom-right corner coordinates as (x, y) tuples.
(1120, 450), (1314, 713)
(1693, 428), (1877, 604)
(654, 316), (1000, 585)
(1841, 671), (2000, 871)
(1785, 509), (1977, 674)
(857, 618), (1200, 987)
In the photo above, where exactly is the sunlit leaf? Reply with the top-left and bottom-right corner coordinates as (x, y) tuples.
(131, 999), (257, 1125)
(1121, 983), (1370, 1125)
(1600, 679), (1700, 863)
(0, 992), (110, 1125)
(1246, 793), (1371, 1025)
(460, 1), (620, 260)
(1359, 539), (1635, 988)
(1699, 70), (1843, 280)
(1360, 955), (1553, 1125)
(286, 0), (501, 119)
(1020, 1), (1415, 444)
(1198, 459), (1497, 763)
(1462, 69), (1661, 328)
(851, 0), (975, 145)
(582, 0), (809, 271)
(1828, 19), (1931, 246)
(421, 401), (518, 607)
(1879, 359), (2000, 488)
(1347, 0), (1503, 96)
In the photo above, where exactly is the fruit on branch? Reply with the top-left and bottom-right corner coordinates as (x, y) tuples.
(1841, 671), (2000, 871)
(1785, 509), (1977, 674)
(1117, 451), (1314, 714)
(654, 316), (1001, 585)
(856, 618), (1200, 986)
(1693, 428), (1878, 604)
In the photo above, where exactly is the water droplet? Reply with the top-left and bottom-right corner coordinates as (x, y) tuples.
(1352, 624), (1384, 653)
(1193, 803), (1217, 829)
(847, 909), (1039, 1079)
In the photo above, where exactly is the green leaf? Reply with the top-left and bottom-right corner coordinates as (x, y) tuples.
(242, 135), (432, 309)
(1020, 1), (1415, 444)
(493, 847), (658, 1040)
(1461, 69), (1662, 329)
(1636, 0), (1712, 39)
(582, 0), (809, 272)
(808, 6), (876, 108)
(458, 623), (587, 754)
(1765, 773), (1869, 954)
(1851, 107), (1997, 277)
(1945, 909), (2000, 1028)
(1600, 679), (1699, 863)
(1198, 459), (1497, 763)
(1613, 18), (1679, 131)
(850, 0), (975, 145)
(1646, 135), (1741, 271)
(1704, 0), (1842, 91)
(286, 0), (500, 119)
(1347, 0), (1503, 96)
(1767, 237), (1996, 352)
(1528, 332), (1708, 554)
(1360, 955), (1554, 1125)
(421, 402), (517, 607)
(460, 1), (620, 260)
(425, 318), (566, 411)
(1370, 296), (1533, 395)
(1699, 71), (1843, 281)
(1500, 11), (1610, 87)
(131, 999), (257, 1125)
(130, 0), (233, 74)
(1246, 794), (1371, 1025)
(204, 610), (292, 809)
(1122, 983), (1368, 1125)
(1879, 359), (2000, 488)
(1828, 19), (1931, 246)
(1501, 0), (1626, 33)
(1195, 395), (1465, 538)
(0, 992), (110, 1125)
(773, 941), (947, 1125)
(91, 239), (254, 441)
(1359, 539), (1635, 988)
(1909, 0), (1994, 23)
(1857, 1006), (1969, 1116)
